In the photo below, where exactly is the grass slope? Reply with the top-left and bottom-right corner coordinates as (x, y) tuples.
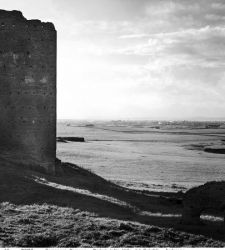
(0, 159), (224, 247)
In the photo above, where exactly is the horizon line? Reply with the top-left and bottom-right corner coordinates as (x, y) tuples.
(56, 118), (225, 122)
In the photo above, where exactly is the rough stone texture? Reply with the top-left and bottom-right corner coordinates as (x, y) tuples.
(0, 10), (56, 173)
(181, 181), (225, 225)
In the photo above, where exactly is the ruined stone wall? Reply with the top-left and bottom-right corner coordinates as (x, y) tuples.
(0, 10), (56, 173)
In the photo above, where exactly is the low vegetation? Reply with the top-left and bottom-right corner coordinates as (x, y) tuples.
(0, 202), (224, 247)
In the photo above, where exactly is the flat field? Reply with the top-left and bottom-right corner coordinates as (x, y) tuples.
(57, 120), (225, 192)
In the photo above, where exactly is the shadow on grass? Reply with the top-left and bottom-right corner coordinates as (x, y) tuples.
(0, 159), (224, 241)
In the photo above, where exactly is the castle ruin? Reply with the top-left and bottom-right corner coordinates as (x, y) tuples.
(0, 10), (56, 174)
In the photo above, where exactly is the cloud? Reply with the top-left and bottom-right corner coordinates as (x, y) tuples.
(117, 26), (225, 69)
(55, 0), (225, 119)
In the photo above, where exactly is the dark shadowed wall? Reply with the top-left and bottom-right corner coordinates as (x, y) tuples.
(0, 10), (56, 173)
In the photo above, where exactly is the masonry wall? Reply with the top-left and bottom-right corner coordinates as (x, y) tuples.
(0, 10), (56, 173)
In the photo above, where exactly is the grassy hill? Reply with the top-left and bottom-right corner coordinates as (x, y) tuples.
(0, 159), (224, 247)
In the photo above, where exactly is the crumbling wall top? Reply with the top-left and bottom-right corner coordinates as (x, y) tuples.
(0, 9), (55, 31)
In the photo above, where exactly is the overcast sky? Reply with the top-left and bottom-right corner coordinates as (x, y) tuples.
(1, 0), (225, 120)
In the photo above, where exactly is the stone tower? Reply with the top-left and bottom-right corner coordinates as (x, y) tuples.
(0, 10), (56, 174)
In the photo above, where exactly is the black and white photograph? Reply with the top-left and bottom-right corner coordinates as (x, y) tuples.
(0, 0), (225, 248)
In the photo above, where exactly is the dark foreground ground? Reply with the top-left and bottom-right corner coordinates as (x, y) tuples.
(0, 159), (224, 247)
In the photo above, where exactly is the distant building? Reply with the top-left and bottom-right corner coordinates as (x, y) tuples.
(0, 10), (56, 173)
